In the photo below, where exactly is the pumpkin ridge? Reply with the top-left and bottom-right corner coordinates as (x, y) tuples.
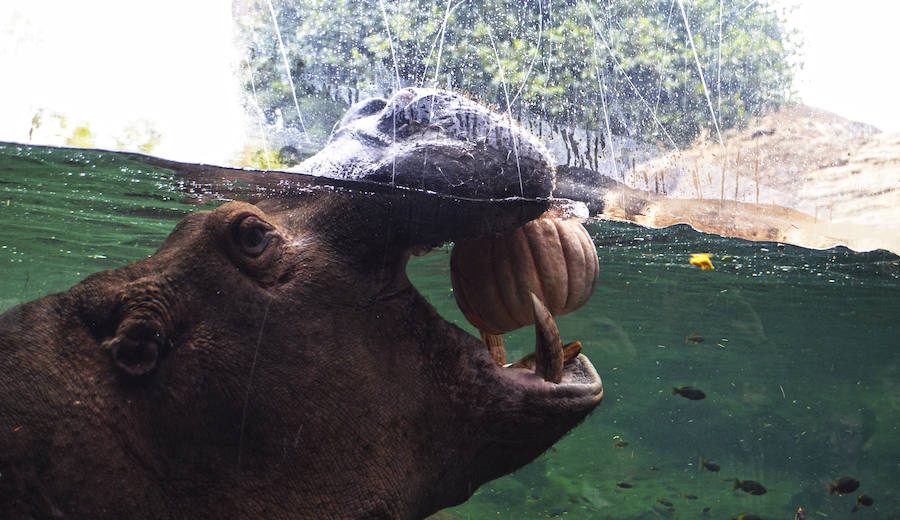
(488, 234), (523, 332)
(581, 225), (599, 296)
(526, 218), (567, 313)
(509, 225), (542, 321)
(558, 221), (579, 311)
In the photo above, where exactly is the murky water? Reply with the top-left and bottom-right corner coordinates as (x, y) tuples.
(2, 143), (898, 519)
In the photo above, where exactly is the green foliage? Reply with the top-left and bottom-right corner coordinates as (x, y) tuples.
(236, 0), (797, 147)
(241, 147), (291, 170)
(115, 120), (162, 154)
(66, 124), (95, 148)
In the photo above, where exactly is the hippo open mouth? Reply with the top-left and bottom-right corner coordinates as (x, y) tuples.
(0, 88), (603, 519)
(301, 87), (603, 393)
(236, 86), (604, 398)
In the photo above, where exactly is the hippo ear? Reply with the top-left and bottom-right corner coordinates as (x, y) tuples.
(102, 276), (176, 377)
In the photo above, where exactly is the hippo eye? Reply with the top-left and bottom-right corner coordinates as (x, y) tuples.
(233, 215), (274, 257)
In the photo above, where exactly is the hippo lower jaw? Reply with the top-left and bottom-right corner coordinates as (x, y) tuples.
(456, 285), (603, 400)
(504, 353), (602, 388)
(500, 355), (603, 397)
(488, 294), (603, 391)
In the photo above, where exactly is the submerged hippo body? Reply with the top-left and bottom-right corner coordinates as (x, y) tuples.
(0, 89), (602, 518)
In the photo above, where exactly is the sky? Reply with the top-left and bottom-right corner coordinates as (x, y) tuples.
(774, 0), (900, 131)
(0, 0), (246, 164)
(0, 0), (898, 165)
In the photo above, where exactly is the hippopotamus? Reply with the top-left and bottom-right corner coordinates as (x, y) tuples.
(0, 88), (603, 518)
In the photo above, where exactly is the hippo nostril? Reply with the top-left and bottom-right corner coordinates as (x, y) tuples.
(105, 335), (161, 377)
(338, 98), (388, 130)
(355, 98), (387, 117)
(376, 108), (412, 136)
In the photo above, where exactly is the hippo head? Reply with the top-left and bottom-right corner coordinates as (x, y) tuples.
(0, 89), (602, 519)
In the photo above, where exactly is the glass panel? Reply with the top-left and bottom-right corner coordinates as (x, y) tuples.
(1, 1), (898, 519)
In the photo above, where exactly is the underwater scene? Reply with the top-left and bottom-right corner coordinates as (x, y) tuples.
(3, 142), (898, 519)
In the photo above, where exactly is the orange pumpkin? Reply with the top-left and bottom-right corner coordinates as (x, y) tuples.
(450, 214), (598, 335)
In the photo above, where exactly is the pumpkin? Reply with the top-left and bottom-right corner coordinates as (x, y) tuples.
(450, 213), (598, 336)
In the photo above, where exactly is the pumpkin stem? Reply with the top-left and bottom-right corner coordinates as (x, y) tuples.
(479, 330), (507, 365)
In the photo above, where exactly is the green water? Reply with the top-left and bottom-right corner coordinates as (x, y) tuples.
(2, 143), (899, 519)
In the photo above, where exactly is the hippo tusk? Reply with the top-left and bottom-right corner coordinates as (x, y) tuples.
(530, 292), (564, 383)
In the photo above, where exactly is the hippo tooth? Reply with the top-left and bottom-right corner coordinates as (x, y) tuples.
(531, 292), (563, 384)
(479, 330), (507, 365)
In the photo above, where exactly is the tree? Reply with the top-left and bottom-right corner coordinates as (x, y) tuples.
(235, 0), (796, 148)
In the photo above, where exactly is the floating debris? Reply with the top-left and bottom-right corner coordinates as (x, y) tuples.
(828, 476), (860, 496)
(673, 386), (707, 400)
(732, 479), (767, 495)
(852, 494), (874, 512)
(685, 333), (705, 344)
(689, 253), (714, 270)
(700, 458), (720, 472)
(616, 482), (633, 489)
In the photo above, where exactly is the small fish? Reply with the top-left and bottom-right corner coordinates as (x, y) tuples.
(702, 506), (710, 514)
(689, 253), (714, 270)
(684, 493), (698, 500)
(614, 440), (629, 448)
(673, 386), (707, 400)
(648, 466), (660, 471)
(733, 479), (767, 495)
(851, 494), (874, 512)
(616, 482), (633, 489)
(656, 498), (674, 508)
(700, 458), (720, 472)
(685, 333), (705, 344)
(827, 476), (860, 496)
(794, 507), (806, 520)
(732, 516), (765, 520)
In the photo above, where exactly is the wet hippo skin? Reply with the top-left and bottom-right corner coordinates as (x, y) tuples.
(0, 89), (603, 519)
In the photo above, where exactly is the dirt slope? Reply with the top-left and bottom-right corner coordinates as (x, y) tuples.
(596, 104), (900, 253)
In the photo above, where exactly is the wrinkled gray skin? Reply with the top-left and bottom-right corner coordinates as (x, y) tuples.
(0, 88), (603, 519)
(297, 87), (553, 199)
